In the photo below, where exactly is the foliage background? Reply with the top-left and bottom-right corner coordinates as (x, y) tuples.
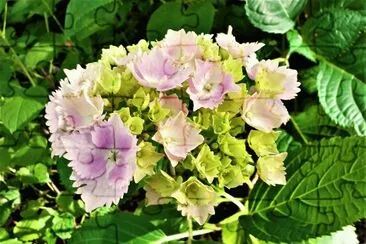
(0, 0), (365, 243)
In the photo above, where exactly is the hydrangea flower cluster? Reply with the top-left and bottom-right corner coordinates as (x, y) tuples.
(46, 26), (300, 223)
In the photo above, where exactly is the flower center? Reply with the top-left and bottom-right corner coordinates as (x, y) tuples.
(108, 150), (120, 163)
(204, 83), (213, 92)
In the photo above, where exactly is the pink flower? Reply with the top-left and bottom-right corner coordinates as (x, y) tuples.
(216, 26), (264, 62)
(152, 112), (204, 166)
(241, 93), (290, 132)
(160, 29), (199, 63)
(127, 47), (192, 91)
(159, 93), (188, 116)
(61, 63), (101, 95)
(187, 59), (240, 111)
(45, 90), (104, 156)
(249, 60), (300, 100)
(61, 114), (138, 212)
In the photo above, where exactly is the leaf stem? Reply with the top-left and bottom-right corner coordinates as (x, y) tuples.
(187, 217), (193, 244)
(41, 0), (64, 32)
(47, 181), (60, 194)
(0, 35), (37, 86)
(159, 228), (220, 243)
(2, 1), (7, 35)
(290, 117), (309, 145)
(220, 191), (245, 211)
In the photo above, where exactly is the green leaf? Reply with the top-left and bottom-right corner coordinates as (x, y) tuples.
(1, 95), (44, 133)
(52, 213), (75, 239)
(16, 163), (50, 184)
(8, 0), (59, 23)
(0, 0), (5, 13)
(240, 136), (366, 242)
(0, 228), (9, 240)
(222, 220), (246, 244)
(0, 187), (21, 225)
(287, 29), (316, 62)
(20, 199), (46, 219)
(275, 130), (302, 153)
(14, 210), (52, 241)
(301, 7), (366, 81)
(146, 1), (215, 40)
(303, 225), (359, 244)
(0, 58), (14, 97)
(299, 65), (319, 94)
(317, 60), (366, 135)
(245, 0), (307, 34)
(56, 157), (75, 193)
(24, 33), (64, 69)
(254, 225), (358, 244)
(70, 212), (166, 243)
(293, 105), (356, 139)
(64, 0), (119, 40)
(11, 135), (48, 166)
(56, 192), (85, 218)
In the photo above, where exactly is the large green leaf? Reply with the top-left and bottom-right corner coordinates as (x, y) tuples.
(254, 225), (358, 244)
(69, 212), (166, 243)
(240, 136), (366, 242)
(64, 0), (119, 40)
(146, 1), (215, 40)
(292, 105), (356, 139)
(245, 0), (307, 34)
(286, 29), (316, 62)
(317, 60), (366, 136)
(301, 6), (366, 81)
(0, 96), (44, 133)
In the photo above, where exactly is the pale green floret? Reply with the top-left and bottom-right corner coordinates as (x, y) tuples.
(193, 109), (212, 130)
(219, 164), (249, 189)
(127, 39), (150, 53)
(194, 144), (221, 183)
(181, 154), (195, 171)
(95, 65), (121, 94)
(128, 87), (150, 111)
(145, 171), (182, 198)
(117, 107), (131, 123)
(256, 67), (285, 98)
(100, 45), (127, 66)
(248, 130), (281, 156)
(173, 177), (216, 206)
(114, 67), (139, 97)
(127, 116), (144, 135)
(148, 99), (170, 123)
(197, 35), (221, 62)
(257, 153), (287, 186)
(134, 142), (164, 182)
(212, 112), (231, 134)
(217, 83), (247, 114)
(218, 133), (252, 162)
(229, 117), (245, 136)
(222, 56), (244, 82)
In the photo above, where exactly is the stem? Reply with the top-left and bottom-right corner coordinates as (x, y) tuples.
(221, 191), (245, 211)
(187, 217), (193, 244)
(44, 12), (50, 33)
(0, 36), (36, 86)
(41, 0), (64, 32)
(169, 164), (176, 176)
(2, 1), (7, 35)
(159, 228), (220, 243)
(273, 57), (289, 67)
(290, 117), (309, 145)
(47, 181), (60, 194)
